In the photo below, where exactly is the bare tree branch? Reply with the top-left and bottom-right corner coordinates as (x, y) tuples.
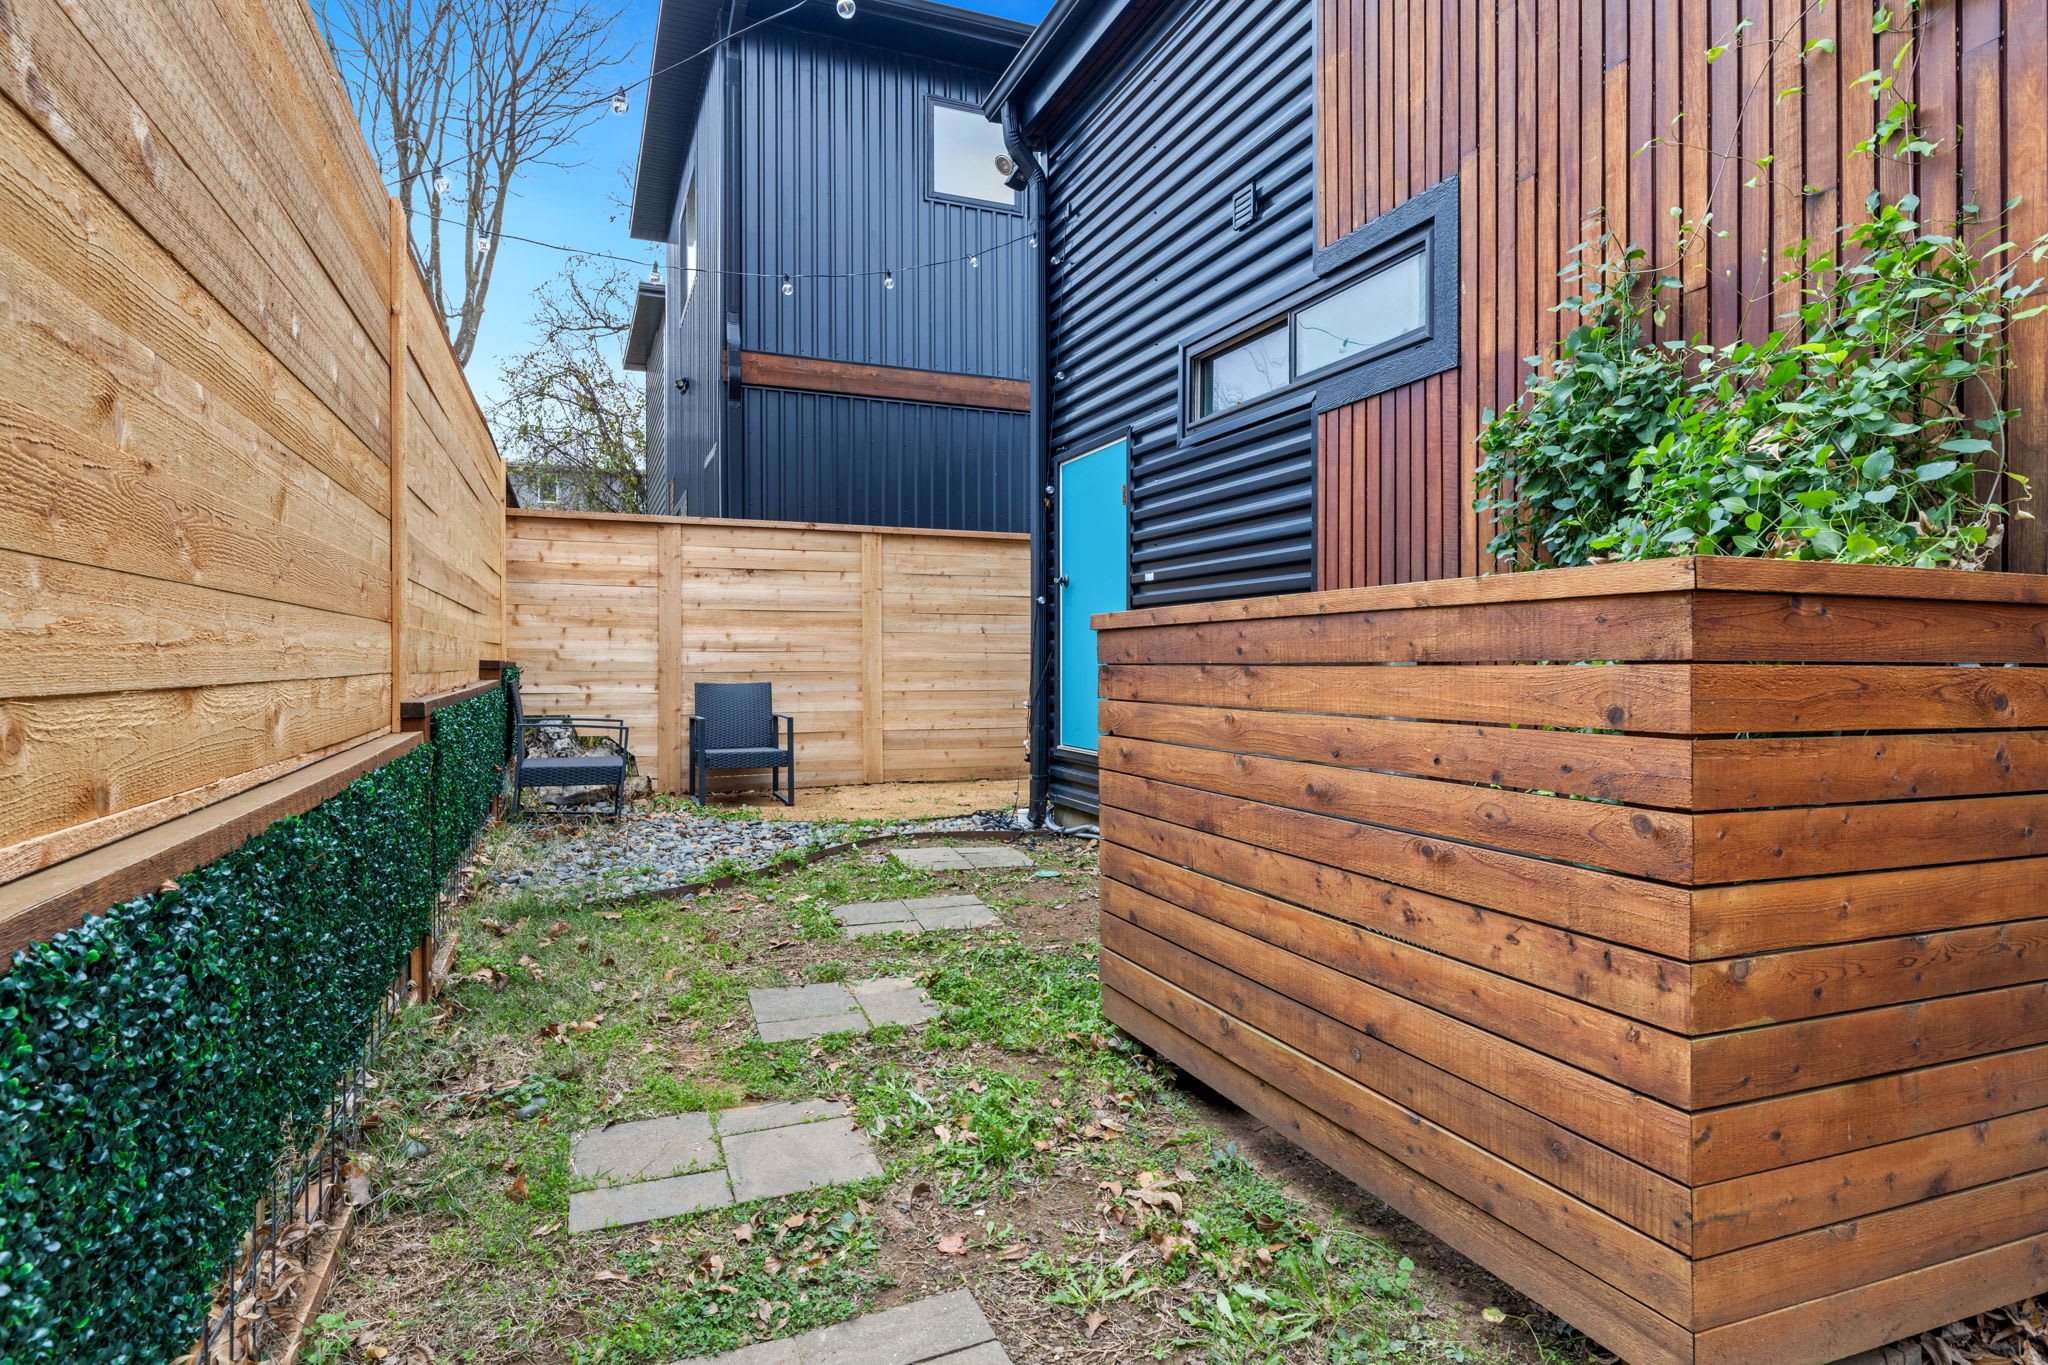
(322, 0), (632, 365)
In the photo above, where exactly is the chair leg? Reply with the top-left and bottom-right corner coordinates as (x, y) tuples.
(774, 763), (793, 805)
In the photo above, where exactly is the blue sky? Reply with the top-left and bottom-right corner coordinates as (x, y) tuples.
(455, 0), (1054, 412)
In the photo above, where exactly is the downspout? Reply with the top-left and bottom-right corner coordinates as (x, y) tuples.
(1002, 104), (1054, 826)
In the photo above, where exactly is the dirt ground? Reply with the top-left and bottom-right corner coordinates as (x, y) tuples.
(696, 778), (1026, 822)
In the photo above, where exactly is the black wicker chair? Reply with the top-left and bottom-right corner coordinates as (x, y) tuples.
(508, 676), (631, 818)
(688, 682), (795, 805)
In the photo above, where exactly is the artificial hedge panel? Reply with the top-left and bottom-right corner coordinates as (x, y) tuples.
(0, 682), (512, 1363)
(430, 672), (511, 879)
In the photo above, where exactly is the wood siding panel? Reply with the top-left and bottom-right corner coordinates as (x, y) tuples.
(1314, 0), (2048, 586)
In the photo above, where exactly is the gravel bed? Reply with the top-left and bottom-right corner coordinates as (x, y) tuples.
(483, 806), (1027, 899)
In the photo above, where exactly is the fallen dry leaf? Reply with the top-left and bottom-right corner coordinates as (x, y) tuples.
(1084, 1311), (1107, 1339)
(936, 1233), (968, 1256)
(506, 1171), (530, 1202)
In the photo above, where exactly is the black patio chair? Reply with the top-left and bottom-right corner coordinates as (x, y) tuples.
(688, 682), (795, 805)
(508, 676), (631, 818)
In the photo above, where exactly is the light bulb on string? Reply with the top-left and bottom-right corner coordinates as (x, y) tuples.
(883, 270), (896, 290)
(1028, 234), (1038, 248)
(432, 167), (450, 195)
(649, 262), (662, 283)
(609, 88), (630, 114)
(836, 0), (855, 16)
(969, 255), (979, 268)
(781, 274), (794, 296)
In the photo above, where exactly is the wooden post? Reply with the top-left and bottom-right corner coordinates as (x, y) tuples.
(386, 195), (408, 731)
(656, 522), (684, 792)
(860, 531), (884, 784)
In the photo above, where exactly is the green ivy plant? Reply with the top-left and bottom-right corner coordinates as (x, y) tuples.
(1476, 195), (2044, 569)
(0, 681), (512, 1363)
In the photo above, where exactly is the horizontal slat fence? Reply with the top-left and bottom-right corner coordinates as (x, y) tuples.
(505, 509), (1028, 791)
(0, 0), (505, 890)
(1094, 555), (2048, 1365)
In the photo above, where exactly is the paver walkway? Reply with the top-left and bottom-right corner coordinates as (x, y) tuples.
(830, 894), (998, 938)
(673, 1289), (1011, 1363)
(569, 1099), (881, 1233)
(748, 977), (939, 1042)
(890, 845), (1033, 872)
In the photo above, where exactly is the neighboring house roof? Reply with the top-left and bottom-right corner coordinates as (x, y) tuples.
(628, 0), (1033, 242)
(623, 281), (667, 372)
(981, 0), (1166, 134)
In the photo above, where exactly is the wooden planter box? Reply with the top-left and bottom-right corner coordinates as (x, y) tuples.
(1092, 556), (2048, 1365)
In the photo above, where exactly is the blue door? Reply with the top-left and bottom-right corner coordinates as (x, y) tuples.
(1056, 439), (1130, 752)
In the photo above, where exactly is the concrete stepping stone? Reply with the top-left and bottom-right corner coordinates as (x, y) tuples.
(572, 1112), (719, 1186)
(830, 894), (997, 939)
(673, 1288), (1011, 1363)
(747, 978), (939, 1041)
(570, 1099), (883, 1235)
(568, 1169), (731, 1234)
(725, 1114), (882, 1202)
(748, 983), (867, 1043)
(891, 845), (1034, 872)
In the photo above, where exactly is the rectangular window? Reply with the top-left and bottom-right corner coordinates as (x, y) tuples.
(928, 98), (1020, 210)
(1199, 326), (1290, 417)
(1293, 248), (1428, 374)
(1181, 178), (1459, 430)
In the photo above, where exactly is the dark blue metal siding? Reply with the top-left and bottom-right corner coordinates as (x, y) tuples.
(739, 388), (1029, 531)
(643, 324), (669, 510)
(1042, 0), (1318, 811)
(664, 52), (729, 518)
(735, 26), (1031, 382)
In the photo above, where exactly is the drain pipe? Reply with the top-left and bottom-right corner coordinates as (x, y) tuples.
(1002, 105), (1055, 829)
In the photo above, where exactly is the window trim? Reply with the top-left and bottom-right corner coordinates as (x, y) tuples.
(1176, 176), (1460, 440)
(923, 94), (1024, 214)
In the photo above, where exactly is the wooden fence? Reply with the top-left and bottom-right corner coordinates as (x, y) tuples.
(1095, 556), (2048, 1365)
(0, 0), (506, 889)
(506, 510), (1028, 792)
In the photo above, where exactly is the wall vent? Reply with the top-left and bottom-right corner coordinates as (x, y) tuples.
(1231, 182), (1259, 230)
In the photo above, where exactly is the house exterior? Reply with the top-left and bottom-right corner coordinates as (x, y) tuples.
(624, 0), (1036, 531)
(993, 0), (2048, 824)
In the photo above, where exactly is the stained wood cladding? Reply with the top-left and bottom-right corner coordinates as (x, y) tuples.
(505, 510), (1028, 790)
(1095, 557), (2048, 1365)
(1313, 0), (2048, 587)
(0, 0), (504, 882)
(737, 351), (1032, 413)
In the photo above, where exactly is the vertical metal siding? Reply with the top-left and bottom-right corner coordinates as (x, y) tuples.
(737, 27), (1031, 381)
(740, 388), (1029, 531)
(665, 51), (728, 518)
(1042, 0), (1317, 811)
(644, 323), (669, 511)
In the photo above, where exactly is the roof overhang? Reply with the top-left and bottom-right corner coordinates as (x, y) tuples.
(981, 0), (1165, 135)
(629, 0), (1032, 242)
(622, 281), (667, 371)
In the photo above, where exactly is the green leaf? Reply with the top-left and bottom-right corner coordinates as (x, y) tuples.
(1914, 460), (1961, 482)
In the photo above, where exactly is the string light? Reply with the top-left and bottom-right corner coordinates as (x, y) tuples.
(400, 208), (1037, 285)
(969, 255), (979, 268)
(836, 0), (856, 15)
(610, 88), (630, 114)
(432, 167), (450, 195)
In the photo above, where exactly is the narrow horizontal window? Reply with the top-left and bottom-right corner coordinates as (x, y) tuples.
(929, 100), (1019, 209)
(1199, 326), (1290, 417)
(1293, 248), (1428, 374)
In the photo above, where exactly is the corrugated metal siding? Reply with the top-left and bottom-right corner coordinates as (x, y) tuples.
(1129, 403), (1315, 606)
(665, 52), (728, 518)
(736, 27), (1030, 382)
(740, 388), (1028, 531)
(1041, 0), (1317, 810)
(644, 324), (669, 511)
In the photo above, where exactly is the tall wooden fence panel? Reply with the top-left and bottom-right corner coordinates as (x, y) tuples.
(1314, 0), (2048, 586)
(506, 510), (1028, 791)
(0, 0), (505, 887)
